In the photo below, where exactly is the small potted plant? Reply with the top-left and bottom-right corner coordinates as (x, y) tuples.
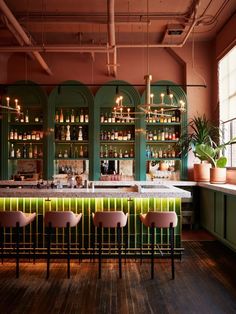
(195, 137), (236, 183)
(177, 115), (217, 182)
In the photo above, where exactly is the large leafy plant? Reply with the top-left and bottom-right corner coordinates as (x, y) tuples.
(177, 115), (218, 161)
(195, 137), (236, 168)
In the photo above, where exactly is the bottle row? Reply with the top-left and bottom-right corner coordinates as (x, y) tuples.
(146, 145), (178, 159)
(100, 112), (133, 124)
(100, 145), (134, 158)
(145, 110), (181, 124)
(146, 128), (179, 141)
(100, 130), (133, 141)
(55, 125), (88, 141)
(57, 145), (88, 159)
(11, 110), (43, 124)
(9, 129), (43, 141)
(9, 143), (43, 159)
(55, 109), (89, 124)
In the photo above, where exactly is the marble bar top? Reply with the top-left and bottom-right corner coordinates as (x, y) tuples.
(198, 183), (236, 196)
(0, 184), (191, 198)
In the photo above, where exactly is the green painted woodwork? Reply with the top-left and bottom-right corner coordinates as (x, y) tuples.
(1, 81), (47, 179)
(48, 80), (94, 180)
(95, 80), (141, 181)
(1, 79), (188, 181)
(225, 195), (236, 248)
(141, 80), (188, 180)
(214, 193), (225, 238)
(0, 196), (182, 252)
(200, 188), (236, 252)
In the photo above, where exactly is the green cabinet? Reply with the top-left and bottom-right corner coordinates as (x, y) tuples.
(200, 187), (236, 252)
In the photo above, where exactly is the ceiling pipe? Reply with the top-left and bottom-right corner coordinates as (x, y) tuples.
(0, 0), (52, 75)
(0, 45), (114, 52)
(107, 0), (117, 77)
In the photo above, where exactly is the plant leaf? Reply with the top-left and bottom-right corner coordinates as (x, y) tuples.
(216, 156), (227, 168)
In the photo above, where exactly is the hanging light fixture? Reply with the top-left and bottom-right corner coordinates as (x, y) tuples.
(0, 96), (21, 114)
(112, 0), (186, 121)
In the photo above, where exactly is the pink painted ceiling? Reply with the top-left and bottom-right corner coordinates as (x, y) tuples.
(0, 0), (235, 46)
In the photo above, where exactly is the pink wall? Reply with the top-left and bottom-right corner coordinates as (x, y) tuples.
(2, 40), (215, 179)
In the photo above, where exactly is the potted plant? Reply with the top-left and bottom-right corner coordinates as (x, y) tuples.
(195, 137), (236, 183)
(177, 115), (217, 182)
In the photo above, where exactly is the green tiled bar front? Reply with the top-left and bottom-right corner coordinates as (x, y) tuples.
(0, 197), (182, 254)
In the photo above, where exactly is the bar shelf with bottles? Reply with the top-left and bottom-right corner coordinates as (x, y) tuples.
(100, 107), (135, 161)
(8, 106), (44, 161)
(54, 107), (89, 160)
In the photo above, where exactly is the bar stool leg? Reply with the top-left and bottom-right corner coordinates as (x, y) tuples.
(16, 222), (20, 278)
(117, 223), (122, 279)
(0, 225), (3, 264)
(140, 221), (143, 265)
(151, 223), (155, 280)
(46, 223), (52, 279)
(66, 222), (70, 279)
(170, 222), (175, 279)
(33, 218), (36, 264)
(98, 222), (102, 279)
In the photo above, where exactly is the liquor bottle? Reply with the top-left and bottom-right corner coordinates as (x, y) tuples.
(23, 132), (27, 141)
(171, 113), (176, 123)
(66, 125), (71, 141)
(75, 111), (80, 123)
(10, 144), (15, 158)
(22, 144), (27, 158)
(74, 146), (79, 158)
(113, 147), (118, 158)
(109, 146), (113, 158)
(61, 126), (66, 141)
(84, 146), (88, 157)
(165, 127), (169, 140)
(146, 145), (151, 158)
(108, 113), (112, 123)
(10, 129), (14, 140)
(104, 113), (108, 123)
(20, 113), (24, 123)
(65, 112), (70, 123)
(33, 145), (38, 158)
(127, 130), (131, 140)
(104, 145), (108, 158)
(111, 129), (115, 141)
(27, 132), (31, 140)
(18, 132), (23, 140)
(153, 130), (157, 141)
(78, 126), (83, 141)
(161, 129), (165, 141)
(58, 150), (62, 158)
(63, 149), (68, 158)
(79, 145), (84, 157)
(159, 147), (163, 158)
(123, 131), (128, 141)
(130, 148), (134, 158)
(16, 148), (21, 158)
(59, 109), (64, 123)
(175, 110), (180, 123)
(72, 126), (77, 140)
(55, 111), (59, 122)
(80, 109), (84, 123)
(85, 113), (89, 123)
(28, 143), (33, 158)
(119, 149), (123, 158)
(100, 146), (104, 158)
(31, 131), (36, 140)
(114, 129), (118, 140)
(71, 109), (75, 123)
(36, 132), (40, 141)
(100, 112), (104, 123)
(124, 150), (129, 158)
(14, 129), (18, 140)
(118, 131), (123, 141)
(25, 110), (29, 123)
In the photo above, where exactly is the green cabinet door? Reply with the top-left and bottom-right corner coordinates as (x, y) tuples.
(214, 193), (225, 238)
(226, 195), (236, 248)
(200, 188), (215, 233)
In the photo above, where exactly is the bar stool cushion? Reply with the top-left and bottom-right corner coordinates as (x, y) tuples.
(0, 211), (36, 228)
(140, 211), (178, 228)
(92, 211), (128, 228)
(45, 211), (82, 228)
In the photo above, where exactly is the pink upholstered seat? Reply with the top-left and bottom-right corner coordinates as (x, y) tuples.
(92, 211), (128, 228)
(0, 211), (36, 227)
(45, 211), (82, 228)
(140, 211), (178, 228)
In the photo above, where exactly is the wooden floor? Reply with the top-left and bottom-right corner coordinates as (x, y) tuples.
(0, 241), (236, 314)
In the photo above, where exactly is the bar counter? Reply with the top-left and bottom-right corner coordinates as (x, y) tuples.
(0, 182), (191, 256)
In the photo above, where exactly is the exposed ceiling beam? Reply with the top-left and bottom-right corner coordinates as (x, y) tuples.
(0, 0), (52, 75)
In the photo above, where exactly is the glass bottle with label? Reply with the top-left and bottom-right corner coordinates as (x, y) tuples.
(25, 110), (29, 123)
(78, 126), (83, 141)
(10, 129), (14, 140)
(10, 144), (15, 158)
(79, 145), (84, 157)
(80, 109), (84, 123)
(28, 143), (33, 158)
(71, 109), (75, 123)
(33, 145), (38, 158)
(59, 109), (64, 123)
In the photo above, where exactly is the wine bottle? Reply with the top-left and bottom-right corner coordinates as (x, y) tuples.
(80, 109), (84, 123)
(10, 129), (14, 140)
(25, 110), (29, 123)
(78, 126), (83, 141)
(28, 143), (33, 158)
(10, 144), (15, 158)
(55, 111), (59, 122)
(71, 109), (75, 123)
(59, 109), (64, 123)
(79, 145), (84, 157)
(66, 125), (71, 141)
(22, 144), (27, 158)
(33, 145), (38, 158)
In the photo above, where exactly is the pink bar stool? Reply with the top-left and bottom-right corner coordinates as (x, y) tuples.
(0, 211), (36, 278)
(92, 211), (128, 278)
(45, 211), (82, 279)
(140, 211), (178, 279)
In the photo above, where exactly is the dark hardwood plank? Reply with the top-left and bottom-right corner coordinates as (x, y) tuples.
(0, 241), (236, 314)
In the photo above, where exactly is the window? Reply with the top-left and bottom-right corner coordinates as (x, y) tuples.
(219, 46), (236, 167)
